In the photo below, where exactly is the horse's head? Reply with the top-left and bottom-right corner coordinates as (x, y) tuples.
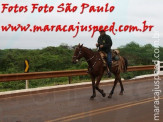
(72, 44), (84, 64)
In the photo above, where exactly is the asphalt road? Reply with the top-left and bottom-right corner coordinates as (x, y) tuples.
(0, 77), (162, 122)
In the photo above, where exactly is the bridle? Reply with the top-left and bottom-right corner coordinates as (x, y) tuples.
(73, 46), (99, 69)
(73, 47), (83, 60)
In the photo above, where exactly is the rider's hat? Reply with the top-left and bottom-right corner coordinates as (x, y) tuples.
(98, 28), (105, 32)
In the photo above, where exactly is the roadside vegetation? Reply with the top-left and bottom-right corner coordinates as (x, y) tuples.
(0, 42), (162, 91)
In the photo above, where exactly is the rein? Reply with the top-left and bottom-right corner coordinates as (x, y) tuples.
(83, 49), (98, 69)
(74, 46), (102, 69)
(86, 55), (95, 62)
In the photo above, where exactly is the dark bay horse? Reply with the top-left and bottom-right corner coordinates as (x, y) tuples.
(72, 44), (128, 99)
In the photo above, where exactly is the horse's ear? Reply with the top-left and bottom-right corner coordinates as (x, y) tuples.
(81, 44), (83, 47)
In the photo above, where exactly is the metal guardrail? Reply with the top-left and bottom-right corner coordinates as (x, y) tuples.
(159, 61), (163, 75)
(160, 61), (163, 69)
(0, 65), (154, 83)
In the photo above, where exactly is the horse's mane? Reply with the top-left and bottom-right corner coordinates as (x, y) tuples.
(83, 46), (95, 54)
(83, 46), (93, 51)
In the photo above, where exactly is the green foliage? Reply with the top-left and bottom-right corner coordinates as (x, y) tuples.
(0, 42), (162, 91)
(118, 42), (157, 65)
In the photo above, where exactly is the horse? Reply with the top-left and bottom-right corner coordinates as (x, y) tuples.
(72, 44), (128, 99)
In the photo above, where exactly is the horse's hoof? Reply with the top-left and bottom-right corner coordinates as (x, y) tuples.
(90, 97), (94, 100)
(119, 92), (123, 95)
(90, 95), (96, 99)
(108, 94), (112, 98)
(102, 93), (106, 97)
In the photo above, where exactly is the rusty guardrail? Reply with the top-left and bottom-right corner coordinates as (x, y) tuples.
(0, 65), (154, 83)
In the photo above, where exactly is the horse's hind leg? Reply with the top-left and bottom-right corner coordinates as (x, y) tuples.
(95, 75), (106, 97)
(90, 75), (96, 99)
(119, 77), (124, 95)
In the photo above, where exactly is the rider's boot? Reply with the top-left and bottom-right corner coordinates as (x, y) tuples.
(107, 66), (111, 78)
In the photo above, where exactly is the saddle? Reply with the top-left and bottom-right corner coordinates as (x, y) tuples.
(99, 50), (126, 73)
(99, 50), (120, 67)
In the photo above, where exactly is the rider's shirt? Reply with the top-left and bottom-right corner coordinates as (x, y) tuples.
(97, 34), (112, 53)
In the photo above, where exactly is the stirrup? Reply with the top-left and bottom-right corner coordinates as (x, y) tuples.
(107, 72), (112, 78)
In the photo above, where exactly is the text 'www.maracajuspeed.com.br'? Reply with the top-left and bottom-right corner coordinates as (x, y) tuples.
(0, 21), (154, 38)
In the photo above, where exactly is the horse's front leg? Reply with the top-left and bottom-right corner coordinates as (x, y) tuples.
(90, 75), (96, 99)
(108, 76), (118, 98)
(95, 75), (106, 97)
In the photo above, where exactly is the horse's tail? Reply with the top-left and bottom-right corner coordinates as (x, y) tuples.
(123, 57), (128, 72)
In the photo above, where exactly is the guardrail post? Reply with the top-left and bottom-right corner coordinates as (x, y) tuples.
(24, 59), (29, 89)
(26, 80), (29, 89)
(160, 61), (163, 70)
(68, 76), (72, 84)
(156, 61), (160, 75)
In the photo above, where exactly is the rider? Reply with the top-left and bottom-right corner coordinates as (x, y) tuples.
(96, 29), (112, 77)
